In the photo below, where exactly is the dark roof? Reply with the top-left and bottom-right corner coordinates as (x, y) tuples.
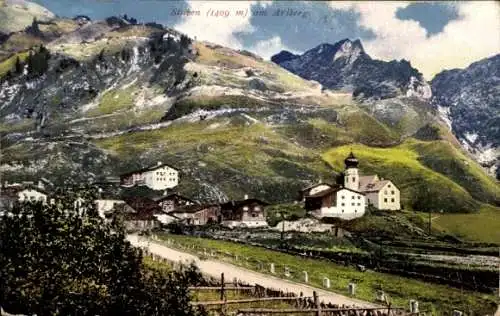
(123, 196), (163, 213)
(220, 198), (270, 209)
(305, 186), (364, 198)
(299, 182), (334, 193)
(153, 193), (197, 204)
(120, 162), (179, 177)
(170, 204), (219, 214)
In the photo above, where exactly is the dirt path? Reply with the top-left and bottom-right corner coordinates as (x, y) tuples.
(127, 234), (379, 308)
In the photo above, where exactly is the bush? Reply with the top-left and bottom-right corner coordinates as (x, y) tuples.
(0, 189), (206, 316)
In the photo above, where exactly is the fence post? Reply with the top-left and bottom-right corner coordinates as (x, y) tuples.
(313, 291), (321, 316)
(303, 271), (309, 283)
(220, 272), (225, 301)
(323, 277), (330, 289)
(410, 300), (419, 314)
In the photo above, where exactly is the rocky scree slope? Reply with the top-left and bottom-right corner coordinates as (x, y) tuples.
(431, 54), (500, 180)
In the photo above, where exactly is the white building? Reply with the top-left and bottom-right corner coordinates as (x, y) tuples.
(17, 187), (47, 204)
(304, 186), (366, 220)
(120, 161), (179, 191)
(343, 152), (401, 210)
(95, 199), (126, 220)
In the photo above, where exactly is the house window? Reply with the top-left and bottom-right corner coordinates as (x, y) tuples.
(342, 210), (344, 213)
(355, 210), (357, 213)
(358, 196), (361, 199)
(388, 184), (391, 188)
(385, 190), (388, 195)
(351, 203), (354, 206)
(352, 177), (355, 182)
(391, 191), (395, 195)
(384, 198), (387, 202)
(254, 206), (260, 211)
(357, 203), (361, 206)
(341, 203), (345, 206)
(341, 196), (345, 199)
(391, 198), (395, 202)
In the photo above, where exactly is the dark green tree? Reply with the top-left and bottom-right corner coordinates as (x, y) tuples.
(14, 56), (23, 74)
(0, 189), (206, 316)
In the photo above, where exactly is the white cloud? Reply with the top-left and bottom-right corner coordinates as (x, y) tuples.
(173, 1), (256, 49)
(329, 1), (500, 80)
(250, 36), (297, 60)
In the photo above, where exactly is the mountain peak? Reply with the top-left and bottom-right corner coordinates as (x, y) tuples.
(332, 38), (365, 63)
(306, 39), (366, 65)
(270, 50), (298, 64)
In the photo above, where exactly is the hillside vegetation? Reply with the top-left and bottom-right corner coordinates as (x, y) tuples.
(323, 141), (500, 213)
(0, 18), (498, 244)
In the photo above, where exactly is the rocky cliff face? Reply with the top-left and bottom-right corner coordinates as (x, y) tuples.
(431, 54), (500, 178)
(271, 39), (432, 101)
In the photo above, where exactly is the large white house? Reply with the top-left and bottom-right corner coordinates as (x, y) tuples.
(343, 152), (401, 210)
(120, 162), (179, 191)
(304, 185), (366, 220)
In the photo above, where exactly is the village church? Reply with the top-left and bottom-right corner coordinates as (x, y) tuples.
(301, 152), (401, 220)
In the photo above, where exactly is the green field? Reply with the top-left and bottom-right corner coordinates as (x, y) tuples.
(431, 205), (500, 244)
(158, 234), (498, 315)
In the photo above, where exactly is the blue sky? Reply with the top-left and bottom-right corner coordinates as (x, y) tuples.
(33, 0), (500, 79)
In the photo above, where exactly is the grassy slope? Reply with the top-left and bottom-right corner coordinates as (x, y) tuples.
(160, 234), (498, 315)
(431, 204), (500, 243)
(93, 119), (333, 201)
(0, 51), (29, 77)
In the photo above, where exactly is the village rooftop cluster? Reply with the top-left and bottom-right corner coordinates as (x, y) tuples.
(0, 152), (401, 232)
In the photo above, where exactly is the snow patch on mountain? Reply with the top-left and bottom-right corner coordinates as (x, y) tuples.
(437, 105), (452, 130)
(465, 132), (479, 144)
(333, 40), (363, 64)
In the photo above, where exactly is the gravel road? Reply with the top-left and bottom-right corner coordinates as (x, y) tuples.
(127, 234), (379, 308)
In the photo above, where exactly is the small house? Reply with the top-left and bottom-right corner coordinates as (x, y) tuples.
(220, 196), (269, 228)
(95, 199), (126, 219)
(106, 200), (161, 232)
(153, 193), (197, 213)
(169, 204), (220, 226)
(17, 186), (48, 204)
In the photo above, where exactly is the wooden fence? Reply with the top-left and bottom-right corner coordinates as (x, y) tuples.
(141, 238), (433, 316)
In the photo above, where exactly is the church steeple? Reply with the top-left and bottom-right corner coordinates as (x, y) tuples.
(344, 151), (359, 169)
(344, 151), (360, 191)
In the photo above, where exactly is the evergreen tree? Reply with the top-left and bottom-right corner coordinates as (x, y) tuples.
(14, 56), (23, 74)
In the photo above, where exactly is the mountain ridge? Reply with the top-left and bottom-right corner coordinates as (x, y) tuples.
(0, 9), (498, 215)
(271, 38), (431, 101)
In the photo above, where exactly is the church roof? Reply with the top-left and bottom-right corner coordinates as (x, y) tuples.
(358, 175), (379, 191)
(361, 180), (391, 193)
